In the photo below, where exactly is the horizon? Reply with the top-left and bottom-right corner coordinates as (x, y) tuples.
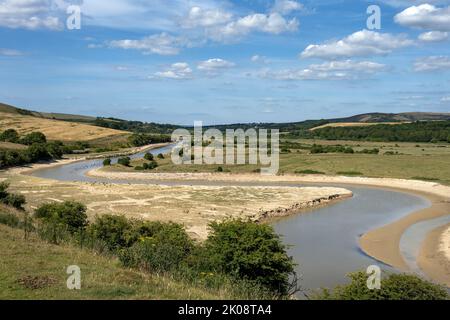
(0, 1), (449, 125)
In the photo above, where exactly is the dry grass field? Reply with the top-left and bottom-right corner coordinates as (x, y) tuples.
(310, 122), (407, 131)
(0, 111), (128, 142)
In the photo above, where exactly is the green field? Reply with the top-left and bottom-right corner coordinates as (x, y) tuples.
(107, 139), (450, 185)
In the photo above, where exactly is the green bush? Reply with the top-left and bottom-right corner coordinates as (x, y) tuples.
(144, 153), (154, 161)
(157, 153), (164, 159)
(0, 212), (20, 227)
(143, 160), (158, 170)
(0, 181), (26, 209)
(119, 222), (193, 272)
(134, 166), (144, 171)
(314, 271), (449, 300)
(199, 220), (297, 295)
(0, 129), (19, 143)
(20, 132), (47, 145)
(3, 193), (26, 209)
(117, 157), (131, 166)
(217, 166), (223, 172)
(103, 158), (112, 166)
(35, 201), (88, 233)
(87, 215), (136, 251)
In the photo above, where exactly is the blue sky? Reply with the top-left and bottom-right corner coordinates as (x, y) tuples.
(0, 0), (449, 124)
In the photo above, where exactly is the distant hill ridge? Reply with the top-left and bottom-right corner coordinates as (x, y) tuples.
(1, 102), (450, 127)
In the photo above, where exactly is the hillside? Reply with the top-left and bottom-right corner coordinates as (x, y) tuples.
(0, 104), (129, 143)
(327, 112), (450, 123)
(0, 223), (226, 299)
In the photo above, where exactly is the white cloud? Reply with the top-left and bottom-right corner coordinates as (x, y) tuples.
(181, 6), (232, 28)
(395, 4), (450, 31)
(0, 48), (24, 56)
(414, 56), (450, 71)
(211, 12), (298, 42)
(418, 30), (449, 41)
(197, 58), (235, 73)
(441, 95), (450, 102)
(259, 60), (387, 80)
(109, 33), (187, 55)
(153, 62), (193, 80)
(381, 1), (450, 7)
(300, 30), (414, 60)
(0, 0), (62, 30)
(251, 55), (269, 64)
(272, 0), (304, 15)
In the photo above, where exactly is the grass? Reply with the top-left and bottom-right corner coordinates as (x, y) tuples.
(106, 139), (450, 186)
(0, 224), (245, 300)
(0, 111), (129, 143)
(310, 122), (407, 131)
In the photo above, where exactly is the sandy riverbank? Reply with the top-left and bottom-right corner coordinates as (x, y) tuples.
(87, 169), (450, 285)
(419, 224), (450, 287)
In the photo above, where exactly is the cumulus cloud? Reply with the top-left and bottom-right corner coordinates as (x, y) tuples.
(109, 33), (188, 55)
(259, 60), (387, 80)
(0, 0), (62, 30)
(418, 30), (449, 41)
(414, 56), (450, 71)
(394, 4), (450, 31)
(381, 0), (450, 7)
(197, 58), (235, 73)
(441, 95), (450, 102)
(251, 55), (270, 64)
(210, 12), (298, 42)
(181, 6), (232, 28)
(300, 30), (414, 60)
(272, 0), (304, 14)
(153, 62), (193, 80)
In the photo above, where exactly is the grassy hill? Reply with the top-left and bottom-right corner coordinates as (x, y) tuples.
(0, 223), (234, 299)
(0, 103), (129, 143)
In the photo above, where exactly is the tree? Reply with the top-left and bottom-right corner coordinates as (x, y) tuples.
(144, 152), (154, 161)
(117, 157), (130, 166)
(35, 201), (88, 233)
(200, 220), (297, 295)
(87, 215), (135, 251)
(314, 271), (449, 300)
(0, 129), (19, 143)
(103, 158), (112, 166)
(20, 132), (47, 145)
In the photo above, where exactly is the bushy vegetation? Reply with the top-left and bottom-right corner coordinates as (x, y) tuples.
(93, 117), (180, 134)
(142, 161), (158, 170)
(0, 130), (65, 168)
(128, 133), (171, 147)
(117, 157), (131, 166)
(0, 212), (20, 227)
(310, 144), (354, 154)
(144, 152), (154, 161)
(312, 121), (450, 143)
(35, 201), (88, 234)
(103, 158), (111, 166)
(195, 220), (298, 295)
(0, 181), (26, 210)
(314, 271), (449, 300)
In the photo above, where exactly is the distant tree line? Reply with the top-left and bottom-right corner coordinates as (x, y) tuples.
(93, 117), (180, 135)
(310, 121), (450, 143)
(128, 133), (171, 147)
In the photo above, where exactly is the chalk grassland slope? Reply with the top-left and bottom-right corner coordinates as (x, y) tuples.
(0, 111), (129, 142)
(310, 122), (407, 131)
(0, 224), (225, 299)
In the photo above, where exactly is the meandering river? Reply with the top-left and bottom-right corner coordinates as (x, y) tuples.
(30, 145), (449, 293)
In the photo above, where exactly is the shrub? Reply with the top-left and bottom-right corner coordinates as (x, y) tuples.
(157, 153), (164, 159)
(217, 166), (223, 172)
(144, 153), (154, 161)
(4, 193), (26, 209)
(314, 271), (449, 300)
(117, 157), (131, 166)
(45, 141), (64, 159)
(87, 215), (136, 251)
(134, 166), (144, 171)
(0, 181), (26, 209)
(26, 143), (51, 162)
(103, 158), (112, 166)
(143, 161), (158, 170)
(20, 132), (47, 145)
(199, 220), (297, 295)
(0, 129), (19, 143)
(35, 201), (88, 233)
(119, 222), (193, 272)
(0, 212), (20, 227)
